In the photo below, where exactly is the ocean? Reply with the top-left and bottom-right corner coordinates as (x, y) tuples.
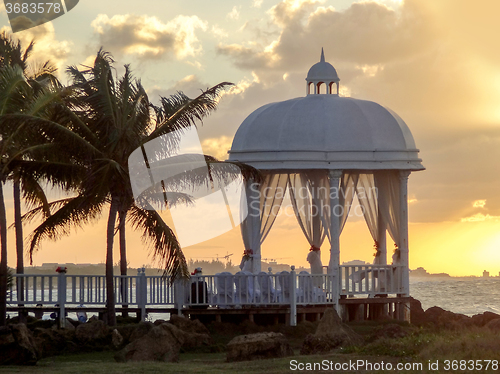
(410, 277), (500, 316)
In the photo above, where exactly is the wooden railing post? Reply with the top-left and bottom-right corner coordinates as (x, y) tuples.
(290, 266), (297, 326)
(57, 271), (67, 328)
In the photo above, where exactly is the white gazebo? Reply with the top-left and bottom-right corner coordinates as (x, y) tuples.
(228, 49), (424, 309)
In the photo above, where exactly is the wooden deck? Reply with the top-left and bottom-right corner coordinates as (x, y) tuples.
(183, 296), (411, 325)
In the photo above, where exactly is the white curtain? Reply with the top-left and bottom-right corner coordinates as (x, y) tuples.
(356, 173), (383, 264)
(322, 172), (358, 244)
(376, 171), (401, 264)
(288, 171), (328, 249)
(289, 171), (358, 247)
(240, 173), (288, 268)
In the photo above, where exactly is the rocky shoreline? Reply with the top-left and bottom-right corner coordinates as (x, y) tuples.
(1, 298), (500, 366)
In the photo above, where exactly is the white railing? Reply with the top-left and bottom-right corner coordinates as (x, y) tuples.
(7, 265), (404, 327)
(7, 274), (143, 306)
(184, 271), (336, 308)
(339, 265), (404, 296)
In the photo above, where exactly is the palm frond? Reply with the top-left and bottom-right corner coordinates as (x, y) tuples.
(147, 82), (234, 141)
(127, 204), (189, 280)
(28, 195), (106, 262)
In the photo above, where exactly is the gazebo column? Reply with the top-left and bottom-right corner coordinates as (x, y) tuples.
(247, 178), (262, 274)
(399, 171), (411, 296)
(377, 193), (387, 265)
(328, 170), (343, 310)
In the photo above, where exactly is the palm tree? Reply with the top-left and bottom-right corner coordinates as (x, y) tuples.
(22, 50), (252, 326)
(0, 32), (60, 325)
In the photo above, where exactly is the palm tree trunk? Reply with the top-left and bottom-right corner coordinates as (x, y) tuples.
(13, 181), (25, 322)
(106, 197), (118, 326)
(119, 210), (128, 317)
(0, 182), (8, 326)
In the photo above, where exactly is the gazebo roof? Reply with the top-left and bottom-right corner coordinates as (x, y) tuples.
(306, 48), (340, 83)
(228, 52), (424, 171)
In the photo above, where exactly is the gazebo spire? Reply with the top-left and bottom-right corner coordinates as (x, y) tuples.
(306, 48), (340, 95)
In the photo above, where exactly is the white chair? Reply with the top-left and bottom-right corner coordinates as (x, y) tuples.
(258, 272), (276, 304)
(278, 271), (291, 303)
(298, 271), (311, 304)
(215, 272), (234, 308)
(234, 271), (253, 305)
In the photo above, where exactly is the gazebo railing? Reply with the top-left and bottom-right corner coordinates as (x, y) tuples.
(185, 272), (336, 308)
(7, 266), (405, 327)
(339, 264), (404, 296)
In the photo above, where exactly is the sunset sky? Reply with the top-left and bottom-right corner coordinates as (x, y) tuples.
(1, 0), (500, 276)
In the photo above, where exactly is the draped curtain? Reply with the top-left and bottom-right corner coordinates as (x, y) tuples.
(322, 172), (358, 244)
(288, 171), (358, 247)
(375, 171), (401, 264)
(356, 173), (382, 264)
(240, 173), (289, 266)
(288, 171), (327, 249)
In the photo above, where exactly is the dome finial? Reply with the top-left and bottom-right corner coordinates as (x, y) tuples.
(320, 47), (325, 63)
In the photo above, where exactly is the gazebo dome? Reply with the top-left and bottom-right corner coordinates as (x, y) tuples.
(229, 51), (424, 171)
(306, 56), (339, 83)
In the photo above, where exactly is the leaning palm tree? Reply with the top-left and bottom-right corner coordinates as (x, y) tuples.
(0, 31), (59, 324)
(22, 50), (254, 326)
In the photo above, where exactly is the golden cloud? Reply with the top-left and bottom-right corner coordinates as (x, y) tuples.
(461, 213), (500, 223)
(91, 14), (207, 60)
(473, 200), (486, 208)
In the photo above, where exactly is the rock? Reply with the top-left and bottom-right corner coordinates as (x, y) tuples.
(300, 308), (362, 355)
(167, 315), (212, 349)
(472, 312), (500, 327)
(112, 329), (124, 349)
(115, 324), (137, 345)
(409, 297), (426, 326)
(424, 307), (472, 329)
(169, 315), (210, 335)
(226, 332), (293, 362)
(75, 320), (108, 344)
(115, 323), (186, 362)
(51, 319), (76, 331)
(33, 328), (77, 358)
(0, 324), (39, 365)
(182, 331), (213, 349)
(129, 321), (154, 342)
(484, 318), (500, 332)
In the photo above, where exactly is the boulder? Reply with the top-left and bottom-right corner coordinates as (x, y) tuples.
(169, 315), (210, 335)
(409, 298), (426, 326)
(75, 320), (109, 344)
(424, 307), (472, 329)
(129, 321), (154, 342)
(112, 329), (124, 349)
(0, 324), (39, 365)
(51, 319), (76, 331)
(33, 328), (77, 358)
(484, 318), (500, 332)
(115, 323), (186, 362)
(472, 312), (500, 327)
(301, 308), (362, 355)
(226, 332), (293, 362)
(167, 315), (212, 349)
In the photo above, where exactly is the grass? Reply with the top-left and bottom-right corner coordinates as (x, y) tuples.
(0, 351), (412, 374)
(1, 322), (499, 373)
